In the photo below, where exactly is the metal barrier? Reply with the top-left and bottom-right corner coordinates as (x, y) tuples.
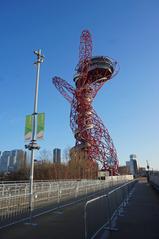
(84, 179), (137, 239)
(0, 193), (30, 228)
(0, 175), (133, 229)
(149, 172), (159, 191)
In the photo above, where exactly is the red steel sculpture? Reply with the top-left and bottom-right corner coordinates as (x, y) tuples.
(52, 30), (119, 175)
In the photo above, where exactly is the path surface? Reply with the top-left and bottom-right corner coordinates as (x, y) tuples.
(106, 178), (159, 239)
(0, 186), (111, 239)
(1, 179), (159, 239)
(0, 201), (85, 239)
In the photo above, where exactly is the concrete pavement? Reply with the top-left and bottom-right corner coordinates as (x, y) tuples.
(104, 178), (159, 239)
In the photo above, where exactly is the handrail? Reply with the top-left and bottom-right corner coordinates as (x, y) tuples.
(84, 179), (137, 239)
(0, 175), (133, 230)
(85, 180), (134, 207)
(107, 180), (136, 195)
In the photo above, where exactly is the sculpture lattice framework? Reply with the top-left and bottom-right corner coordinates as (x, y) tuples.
(52, 30), (119, 175)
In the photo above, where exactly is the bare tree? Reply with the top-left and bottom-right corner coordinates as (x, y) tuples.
(63, 146), (71, 163)
(38, 149), (52, 162)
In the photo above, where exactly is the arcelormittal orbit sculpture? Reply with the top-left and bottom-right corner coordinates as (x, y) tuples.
(52, 30), (119, 175)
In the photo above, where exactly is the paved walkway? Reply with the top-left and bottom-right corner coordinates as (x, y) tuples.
(106, 178), (159, 239)
(0, 179), (159, 239)
(0, 201), (85, 239)
(0, 187), (112, 239)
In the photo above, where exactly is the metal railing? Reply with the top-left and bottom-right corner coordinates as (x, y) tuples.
(84, 179), (137, 239)
(149, 172), (159, 191)
(0, 175), (133, 229)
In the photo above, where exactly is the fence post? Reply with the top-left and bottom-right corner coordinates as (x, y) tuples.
(86, 186), (88, 201)
(75, 182), (79, 198)
(84, 202), (88, 239)
(57, 184), (61, 208)
(104, 193), (118, 232)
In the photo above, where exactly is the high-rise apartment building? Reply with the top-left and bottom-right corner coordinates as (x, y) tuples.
(53, 148), (61, 164)
(0, 151), (10, 172)
(0, 149), (26, 173)
(129, 154), (138, 176)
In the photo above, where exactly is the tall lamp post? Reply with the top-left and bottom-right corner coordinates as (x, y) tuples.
(25, 50), (44, 222)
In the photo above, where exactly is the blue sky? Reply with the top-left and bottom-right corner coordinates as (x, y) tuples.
(0, 0), (158, 170)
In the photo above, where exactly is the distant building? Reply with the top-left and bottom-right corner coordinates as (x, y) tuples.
(129, 154), (138, 176)
(130, 154), (138, 162)
(98, 170), (109, 180)
(53, 148), (61, 164)
(118, 165), (130, 175)
(0, 149), (26, 173)
(10, 150), (26, 171)
(0, 151), (10, 172)
(138, 167), (146, 176)
(126, 161), (130, 168)
(34, 159), (43, 164)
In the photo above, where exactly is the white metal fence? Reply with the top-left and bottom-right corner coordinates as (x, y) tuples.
(0, 175), (133, 229)
(84, 179), (137, 239)
(149, 172), (159, 190)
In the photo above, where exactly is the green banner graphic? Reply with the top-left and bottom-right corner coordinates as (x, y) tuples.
(25, 115), (32, 141)
(37, 113), (45, 139)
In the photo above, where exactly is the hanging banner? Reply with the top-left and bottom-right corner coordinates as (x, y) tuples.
(37, 113), (45, 139)
(25, 115), (32, 141)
